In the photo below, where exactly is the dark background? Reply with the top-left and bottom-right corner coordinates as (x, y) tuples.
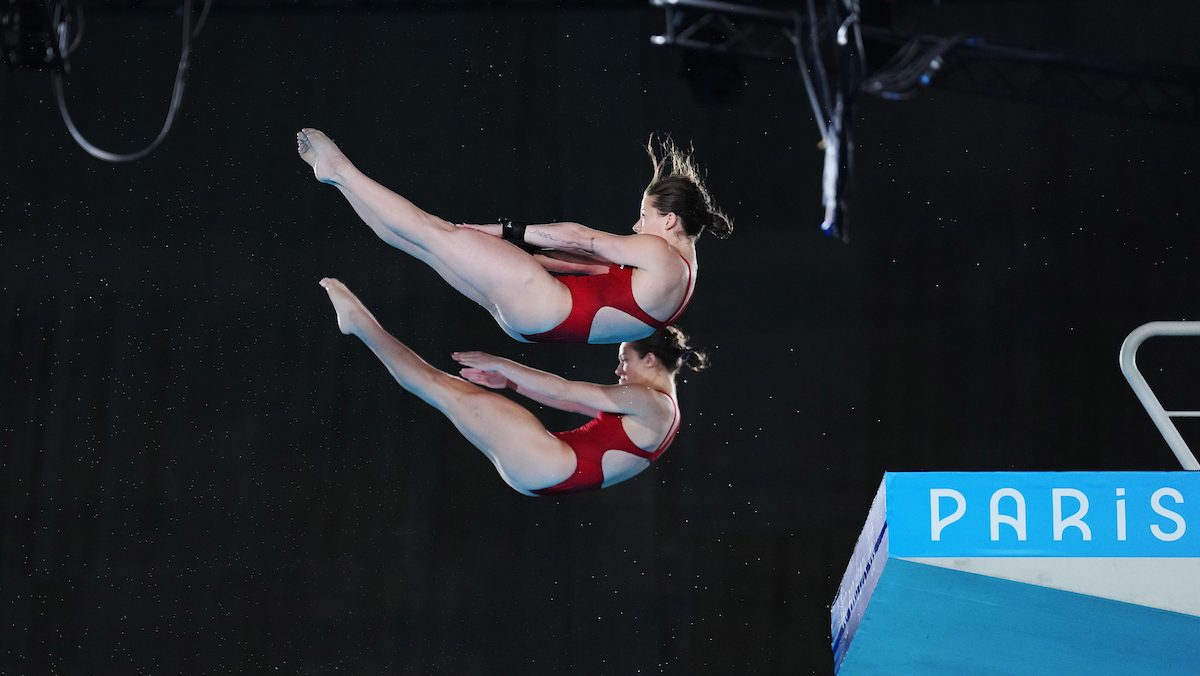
(3, 1), (1199, 673)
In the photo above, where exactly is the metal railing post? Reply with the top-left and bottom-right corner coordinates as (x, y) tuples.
(1119, 322), (1200, 470)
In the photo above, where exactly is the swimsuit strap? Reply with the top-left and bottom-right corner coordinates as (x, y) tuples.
(649, 393), (680, 459)
(661, 253), (695, 327)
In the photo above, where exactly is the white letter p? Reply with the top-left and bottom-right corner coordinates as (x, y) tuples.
(930, 489), (966, 541)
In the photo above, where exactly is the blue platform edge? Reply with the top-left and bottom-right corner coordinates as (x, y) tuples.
(839, 559), (1200, 676)
(830, 472), (1200, 675)
(830, 477), (889, 672)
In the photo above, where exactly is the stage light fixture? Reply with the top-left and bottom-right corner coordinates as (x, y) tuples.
(0, 0), (75, 73)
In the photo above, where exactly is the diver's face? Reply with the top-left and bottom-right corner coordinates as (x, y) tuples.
(633, 194), (670, 236)
(615, 343), (651, 384)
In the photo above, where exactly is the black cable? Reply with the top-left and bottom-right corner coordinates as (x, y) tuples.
(783, 1), (860, 239)
(51, 2), (85, 58)
(846, 0), (866, 72)
(822, 0), (863, 242)
(786, 12), (829, 140)
(51, 0), (213, 162)
(806, 0), (833, 123)
(191, 0), (212, 38)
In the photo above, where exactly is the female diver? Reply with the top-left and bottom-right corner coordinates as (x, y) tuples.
(299, 129), (732, 344)
(319, 277), (708, 495)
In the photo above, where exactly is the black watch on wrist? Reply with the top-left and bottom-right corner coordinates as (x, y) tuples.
(498, 218), (539, 253)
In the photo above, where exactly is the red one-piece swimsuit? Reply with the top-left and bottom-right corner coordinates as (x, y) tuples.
(520, 255), (693, 343)
(533, 397), (680, 496)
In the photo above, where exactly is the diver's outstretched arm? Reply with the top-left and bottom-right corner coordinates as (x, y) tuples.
(461, 221), (673, 270)
(455, 361), (601, 417)
(452, 351), (657, 416)
(461, 370), (602, 417)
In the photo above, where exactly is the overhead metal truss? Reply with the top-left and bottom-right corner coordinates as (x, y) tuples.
(650, 0), (800, 62)
(912, 43), (1200, 125)
(650, 0), (1200, 240)
(650, 0), (1200, 125)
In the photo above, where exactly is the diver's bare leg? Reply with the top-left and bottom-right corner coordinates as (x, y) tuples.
(298, 131), (496, 310)
(300, 130), (567, 332)
(319, 278), (573, 492)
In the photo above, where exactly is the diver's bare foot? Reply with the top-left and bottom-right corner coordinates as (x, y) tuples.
(297, 128), (350, 185)
(319, 277), (373, 336)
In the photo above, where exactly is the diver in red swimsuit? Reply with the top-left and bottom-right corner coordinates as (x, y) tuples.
(298, 129), (732, 344)
(518, 253), (693, 343)
(319, 277), (708, 495)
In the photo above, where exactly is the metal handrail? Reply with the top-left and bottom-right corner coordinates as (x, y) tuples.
(1119, 322), (1200, 470)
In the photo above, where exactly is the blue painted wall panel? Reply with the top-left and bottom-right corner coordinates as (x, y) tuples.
(886, 472), (1199, 557)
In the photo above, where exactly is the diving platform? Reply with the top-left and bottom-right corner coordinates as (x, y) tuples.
(831, 472), (1200, 675)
